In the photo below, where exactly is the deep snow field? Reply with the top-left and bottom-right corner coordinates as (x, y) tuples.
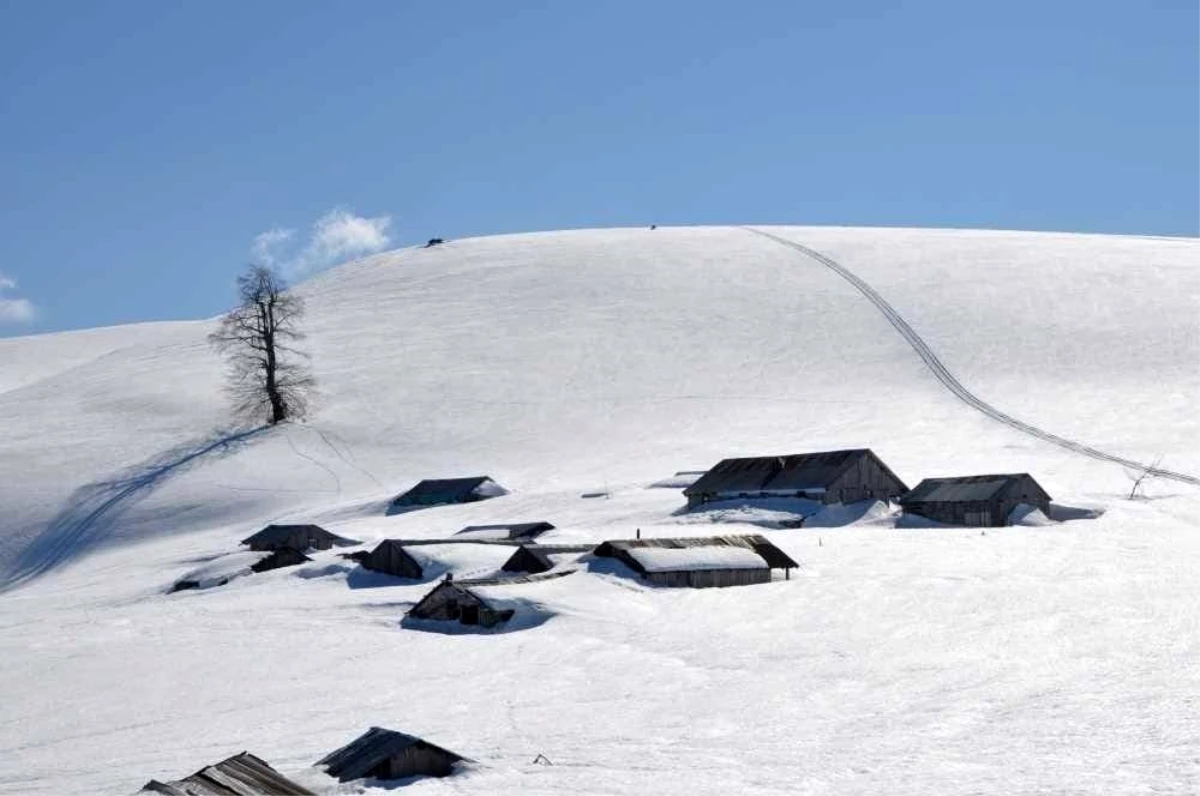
(0, 225), (1197, 794)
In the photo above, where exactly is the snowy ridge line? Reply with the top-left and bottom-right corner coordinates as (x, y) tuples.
(741, 226), (1200, 487)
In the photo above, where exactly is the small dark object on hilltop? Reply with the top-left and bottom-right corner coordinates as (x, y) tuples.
(424, 237), (445, 248)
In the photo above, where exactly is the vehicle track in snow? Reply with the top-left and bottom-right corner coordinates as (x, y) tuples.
(741, 226), (1200, 487)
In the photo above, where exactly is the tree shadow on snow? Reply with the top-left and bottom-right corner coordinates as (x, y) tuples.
(0, 425), (270, 594)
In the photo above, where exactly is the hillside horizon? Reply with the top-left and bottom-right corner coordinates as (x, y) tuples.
(0, 223), (1197, 794)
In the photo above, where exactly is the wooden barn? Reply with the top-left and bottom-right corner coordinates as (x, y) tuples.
(140, 751), (312, 795)
(500, 544), (592, 575)
(359, 540), (428, 580)
(593, 535), (798, 588)
(389, 476), (508, 508)
(900, 473), (1052, 527)
(317, 727), (468, 783)
(406, 576), (516, 628)
(241, 524), (359, 552)
(684, 449), (908, 509)
(455, 521), (555, 541)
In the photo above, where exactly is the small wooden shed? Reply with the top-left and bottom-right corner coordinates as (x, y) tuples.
(389, 476), (508, 509)
(900, 473), (1052, 527)
(140, 751), (313, 795)
(593, 534), (798, 588)
(455, 521), (555, 541)
(684, 449), (908, 508)
(359, 540), (427, 580)
(500, 544), (592, 575)
(241, 524), (359, 552)
(317, 727), (468, 783)
(406, 577), (516, 628)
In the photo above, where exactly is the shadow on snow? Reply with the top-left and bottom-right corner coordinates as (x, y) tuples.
(0, 425), (270, 594)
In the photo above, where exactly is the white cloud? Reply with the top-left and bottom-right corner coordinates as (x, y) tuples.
(250, 208), (392, 278)
(251, 227), (295, 268)
(0, 274), (35, 324)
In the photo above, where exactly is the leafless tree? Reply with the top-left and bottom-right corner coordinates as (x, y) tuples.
(209, 265), (314, 425)
(1126, 454), (1164, 500)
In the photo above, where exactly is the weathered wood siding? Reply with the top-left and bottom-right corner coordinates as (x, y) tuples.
(644, 568), (771, 588)
(409, 582), (511, 627)
(384, 745), (457, 779)
(826, 455), (907, 504)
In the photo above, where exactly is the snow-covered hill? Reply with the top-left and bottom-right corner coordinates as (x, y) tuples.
(0, 226), (1197, 794)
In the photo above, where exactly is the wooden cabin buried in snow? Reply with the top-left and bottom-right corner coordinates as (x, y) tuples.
(455, 521), (554, 541)
(360, 540), (427, 579)
(900, 473), (1052, 527)
(240, 524), (359, 552)
(501, 544), (592, 575)
(389, 476), (508, 508)
(318, 726), (469, 784)
(684, 449), (907, 508)
(593, 534), (798, 588)
(407, 578), (515, 627)
(140, 751), (313, 795)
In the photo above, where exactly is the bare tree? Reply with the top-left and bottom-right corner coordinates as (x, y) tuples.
(209, 265), (314, 425)
(1126, 454), (1165, 500)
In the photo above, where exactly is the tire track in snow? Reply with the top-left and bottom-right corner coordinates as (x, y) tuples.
(741, 226), (1200, 486)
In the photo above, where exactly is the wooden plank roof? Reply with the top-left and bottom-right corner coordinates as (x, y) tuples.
(317, 727), (467, 783)
(140, 752), (312, 795)
(685, 449), (876, 496)
(901, 473), (1050, 504)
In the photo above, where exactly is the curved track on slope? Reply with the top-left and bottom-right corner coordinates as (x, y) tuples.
(742, 226), (1200, 486)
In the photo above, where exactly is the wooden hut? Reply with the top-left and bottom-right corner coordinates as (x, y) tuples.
(389, 476), (508, 508)
(317, 727), (468, 783)
(455, 521), (555, 541)
(140, 751), (312, 795)
(684, 449), (907, 509)
(593, 534), (798, 588)
(359, 540), (427, 580)
(900, 473), (1052, 527)
(406, 577), (516, 628)
(241, 524), (359, 552)
(500, 544), (592, 575)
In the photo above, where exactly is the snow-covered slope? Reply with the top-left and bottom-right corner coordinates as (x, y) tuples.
(0, 226), (1197, 794)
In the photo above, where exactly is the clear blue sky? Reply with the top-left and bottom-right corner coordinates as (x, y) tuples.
(1, 1), (1196, 336)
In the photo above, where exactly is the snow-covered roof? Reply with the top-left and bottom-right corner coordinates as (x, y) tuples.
(626, 545), (769, 572)
(594, 535), (798, 571)
(174, 551), (266, 590)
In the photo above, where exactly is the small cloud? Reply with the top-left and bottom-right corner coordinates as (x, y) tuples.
(251, 227), (295, 268)
(0, 274), (35, 324)
(250, 208), (392, 278)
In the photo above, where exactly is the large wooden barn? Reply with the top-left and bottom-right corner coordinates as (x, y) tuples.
(140, 751), (312, 795)
(683, 449), (908, 509)
(500, 544), (592, 575)
(455, 521), (555, 541)
(240, 524), (359, 552)
(900, 473), (1052, 527)
(593, 535), (798, 588)
(389, 476), (508, 509)
(358, 540), (429, 580)
(317, 727), (469, 784)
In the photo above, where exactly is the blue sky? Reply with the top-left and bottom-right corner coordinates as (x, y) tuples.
(0, 1), (1196, 336)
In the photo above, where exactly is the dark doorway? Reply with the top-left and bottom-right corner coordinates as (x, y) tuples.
(460, 604), (480, 625)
